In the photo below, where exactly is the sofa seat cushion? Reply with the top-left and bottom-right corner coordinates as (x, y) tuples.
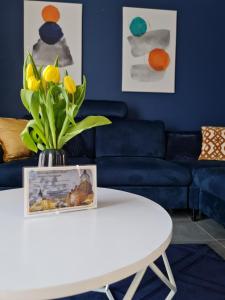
(193, 168), (225, 201)
(0, 156), (93, 188)
(97, 157), (191, 186)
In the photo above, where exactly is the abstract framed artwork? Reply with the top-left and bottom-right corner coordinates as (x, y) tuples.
(23, 165), (97, 217)
(122, 7), (177, 93)
(24, 0), (82, 84)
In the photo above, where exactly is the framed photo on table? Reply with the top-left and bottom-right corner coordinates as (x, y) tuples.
(23, 165), (97, 217)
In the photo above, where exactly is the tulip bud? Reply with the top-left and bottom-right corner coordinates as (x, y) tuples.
(26, 63), (34, 81)
(42, 65), (60, 83)
(64, 75), (76, 94)
(27, 76), (40, 91)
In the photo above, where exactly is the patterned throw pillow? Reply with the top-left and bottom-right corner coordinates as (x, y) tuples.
(199, 126), (225, 160)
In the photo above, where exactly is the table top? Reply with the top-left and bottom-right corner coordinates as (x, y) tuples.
(0, 188), (172, 300)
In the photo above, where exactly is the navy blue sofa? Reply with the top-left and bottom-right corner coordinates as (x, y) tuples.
(193, 168), (225, 226)
(0, 100), (225, 225)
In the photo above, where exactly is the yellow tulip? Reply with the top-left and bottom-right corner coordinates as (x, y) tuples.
(42, 65), (60, 83)
(27, 76), (40, 91)
(64, 75), (76, 94)
(26, 63), (34, 81)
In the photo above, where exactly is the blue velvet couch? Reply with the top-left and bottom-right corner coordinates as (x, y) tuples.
(1, 100), (225, 225)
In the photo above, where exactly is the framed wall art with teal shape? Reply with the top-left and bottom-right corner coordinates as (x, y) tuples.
(122, 7), (177, 93)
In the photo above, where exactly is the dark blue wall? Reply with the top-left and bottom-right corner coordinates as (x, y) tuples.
(0, 0), (224, 130)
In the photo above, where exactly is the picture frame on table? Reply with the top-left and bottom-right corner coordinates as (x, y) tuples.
(23, 165), (97, 217)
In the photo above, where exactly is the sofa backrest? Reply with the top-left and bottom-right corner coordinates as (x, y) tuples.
(96, 120), (165, 158)
(166, 131), (202, 161)
(64, 100), (128, 158)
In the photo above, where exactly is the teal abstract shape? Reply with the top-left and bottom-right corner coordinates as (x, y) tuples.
(129, 17), (147, 37)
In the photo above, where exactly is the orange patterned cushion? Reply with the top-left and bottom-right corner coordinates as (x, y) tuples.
(199, 126), (225, 161)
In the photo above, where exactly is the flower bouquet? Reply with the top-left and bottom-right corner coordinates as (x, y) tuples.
(20, 54), (111, 166)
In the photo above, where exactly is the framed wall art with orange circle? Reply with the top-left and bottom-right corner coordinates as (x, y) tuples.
(122, 7), (177, 93)
(24, 1), (82, 85)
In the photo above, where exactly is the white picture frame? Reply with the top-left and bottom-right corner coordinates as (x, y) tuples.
(24, 0), (82, 84)
(23, 165), (97, 217)
(122, 7), (177, 93)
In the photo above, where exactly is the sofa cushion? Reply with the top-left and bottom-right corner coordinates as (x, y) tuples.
(0, 157), (93, 188)
(199, 126), (225, 161)
(0, 118), (32, 162)
(77, 100), (128, 119)
(63, 130), (95, 158)
(166, 132), (201, 161)
(96, 120), (165, 158)
(193, 168), (225, 200)
(96, 157), (191, 186)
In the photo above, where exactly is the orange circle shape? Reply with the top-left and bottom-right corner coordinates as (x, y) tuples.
(42, 5), (60, 22)
(148, 48), (170, 71)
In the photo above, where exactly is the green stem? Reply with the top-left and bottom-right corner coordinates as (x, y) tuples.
(57, 116), (70, 149)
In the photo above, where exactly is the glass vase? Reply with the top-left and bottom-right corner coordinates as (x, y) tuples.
(38, 149), (66, 167)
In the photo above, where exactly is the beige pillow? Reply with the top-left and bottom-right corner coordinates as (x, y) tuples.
(0, 118), (32, 162)
(199, 126), (225, 161)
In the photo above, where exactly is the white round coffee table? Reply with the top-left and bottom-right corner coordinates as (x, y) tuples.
(0, 188), (176, 300)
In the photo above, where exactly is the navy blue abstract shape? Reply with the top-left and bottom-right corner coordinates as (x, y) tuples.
(39, 22), (63, 45)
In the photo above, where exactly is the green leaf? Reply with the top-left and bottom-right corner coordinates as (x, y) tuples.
(58, 86), (73, 126)
(23, 54), (29, 89)
(38, 65), (43, 77)
(20, 89), (30, 112)
(31, 130), (39, 143)
(20, 126), (38, 153)
(40, 102), (53, 148)
(60, 86), (70, 107)
(56, 108), (66, 134)
(67, 104), (77, 125)
(37, 143), (45, 151)
(73, 76), (86, 118)
(28, 53), (40, 79)
(29, 92), (43, 131)
(46, 88), (57, 148)
(54, 56), (59, 67)
(58, 116), (111, 149)
(26, 120), (47, 146)
(57, 116), (70, 148)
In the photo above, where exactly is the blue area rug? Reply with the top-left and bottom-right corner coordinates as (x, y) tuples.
(60, 244), (225, 300)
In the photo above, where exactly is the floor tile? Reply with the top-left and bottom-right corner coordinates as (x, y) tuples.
(172, 221), (214, 243)
(196, 218), (225, 239)
(207, 241), (225, 260)
(169, 210), (190, 222)
(218, 240), (225, 246)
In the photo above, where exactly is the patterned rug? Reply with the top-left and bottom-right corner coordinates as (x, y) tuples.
(60, 244), (225, 300)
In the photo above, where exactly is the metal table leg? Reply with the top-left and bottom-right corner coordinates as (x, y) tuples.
(95, 252), (177, 300)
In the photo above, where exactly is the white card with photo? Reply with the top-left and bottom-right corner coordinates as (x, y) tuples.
(23, 165), (97, 217)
